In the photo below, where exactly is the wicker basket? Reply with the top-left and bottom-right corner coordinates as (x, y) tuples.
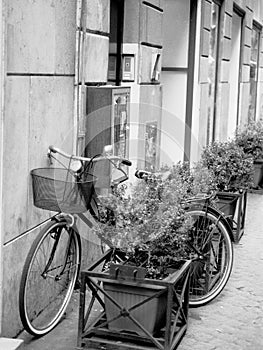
(31, 168), (96, 213)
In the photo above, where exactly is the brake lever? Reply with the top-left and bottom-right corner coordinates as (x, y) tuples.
(47, 149), (53, 165)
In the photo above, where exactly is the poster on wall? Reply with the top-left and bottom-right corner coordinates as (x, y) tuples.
(145, 121), (158, 171)
(113, 93), (129, 159)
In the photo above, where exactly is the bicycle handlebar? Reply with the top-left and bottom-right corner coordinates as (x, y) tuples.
(48, 145), (132, 166)
(135, 169), (152, 179)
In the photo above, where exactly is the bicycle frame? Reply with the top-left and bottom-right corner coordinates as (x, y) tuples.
(41, 224), (78, 282)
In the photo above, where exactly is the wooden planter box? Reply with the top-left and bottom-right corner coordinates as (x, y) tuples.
(252, 159), (263, 189)
(77, 250), (191, 350)
(103, 278), (167, 336)
(215, 190), (247, 243)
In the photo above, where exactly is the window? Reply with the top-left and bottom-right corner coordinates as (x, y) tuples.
(248, 23), (261, 121)
(161, 0), (197, 162)
(207, 1), (221, 143)
(228, 8), (243, 137)
(108, 0), (124, 85)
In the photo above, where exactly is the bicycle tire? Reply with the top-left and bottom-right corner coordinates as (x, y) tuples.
(19, 220), (81, 336)
(186, 208), (233, 307)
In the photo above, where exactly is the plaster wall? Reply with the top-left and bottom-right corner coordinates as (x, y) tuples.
(83, 0), (109, 84)
(0, 0), (122, 336)
(0, 0), (4, 334)
(2, 76), (76, 337)
(6, 0), (76, 74)
(1, 0), (78, 337)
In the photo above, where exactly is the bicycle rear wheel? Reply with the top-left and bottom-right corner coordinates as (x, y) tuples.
(186, 208), (233, 307)
(19, 220), (81, 336)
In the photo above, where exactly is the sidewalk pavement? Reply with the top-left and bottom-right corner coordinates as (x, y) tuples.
(179, 192), (263, 350)
(18, 193), (263, 350)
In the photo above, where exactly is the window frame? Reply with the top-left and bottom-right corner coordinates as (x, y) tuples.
(108, 0), (124, 85)
(249, 21), (262, 121)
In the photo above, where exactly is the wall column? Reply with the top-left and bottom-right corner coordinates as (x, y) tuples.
(0, 0), (4, 334)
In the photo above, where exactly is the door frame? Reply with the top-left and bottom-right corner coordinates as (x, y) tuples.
(249, 20), (262, 121)
(184, 0), (198, 161)
(211, 0), (223, 142)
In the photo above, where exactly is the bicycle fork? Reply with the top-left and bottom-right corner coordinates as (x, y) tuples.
(41, 220), (76, 281)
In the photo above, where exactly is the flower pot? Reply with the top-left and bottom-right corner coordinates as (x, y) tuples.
(103, 262), (190, 337)
(77, 257), (191, 350)
(215, 192), (239, 217)
(104, 281), (166, 336)
(215, 190), (247, 243)
(252, 159), (263, 188)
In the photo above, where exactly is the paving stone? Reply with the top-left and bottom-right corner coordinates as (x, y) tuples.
(180, 193), (263, 350)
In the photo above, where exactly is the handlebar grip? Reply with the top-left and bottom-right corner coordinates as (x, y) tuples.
(48, 145), (57, 153)
(135, 170), (152, 179)
(121, 159), (132, 166)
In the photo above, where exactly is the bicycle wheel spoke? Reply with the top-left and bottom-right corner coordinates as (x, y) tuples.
(187, 209), (233, 307)
(19, 221), (80, 336)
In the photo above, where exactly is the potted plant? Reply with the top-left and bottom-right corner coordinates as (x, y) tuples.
(200, 140), (253, 242)
(77, 175), (192, 349)
(235, 119), (263, 189)
(164, 161), (216, 196)
(200, 140), (253, 192)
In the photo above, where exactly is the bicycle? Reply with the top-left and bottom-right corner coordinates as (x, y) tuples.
(19, 146), (234, 337)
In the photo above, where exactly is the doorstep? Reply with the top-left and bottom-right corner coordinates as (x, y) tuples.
(0, 338), (24, 350)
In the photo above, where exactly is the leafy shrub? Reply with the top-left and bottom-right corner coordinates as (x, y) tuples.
(93, 173), (192, 279)
(166, 161), (216, 195)
(235, 119), (263, 161)
(200, 140), (253, 191)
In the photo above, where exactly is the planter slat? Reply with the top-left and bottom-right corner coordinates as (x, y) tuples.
(215, 190), (247, 243)
(77, 254), (191, 350)
(252, 160), (263, 189)
(84, 336), (164, 350)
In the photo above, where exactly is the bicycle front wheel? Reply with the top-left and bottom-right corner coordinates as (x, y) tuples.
(19, 220), (81, 336)
(187, 208), (233, 307)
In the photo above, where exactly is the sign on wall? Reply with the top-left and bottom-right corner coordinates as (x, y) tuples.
(145, 121), (158, 171)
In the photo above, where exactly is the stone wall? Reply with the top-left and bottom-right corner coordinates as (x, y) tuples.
(1, 0), (77, 336)
(0, 0), (163, 337)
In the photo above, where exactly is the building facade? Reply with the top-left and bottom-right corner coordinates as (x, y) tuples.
(162, 0), (263, 163)
(0, 0), (262, 337)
